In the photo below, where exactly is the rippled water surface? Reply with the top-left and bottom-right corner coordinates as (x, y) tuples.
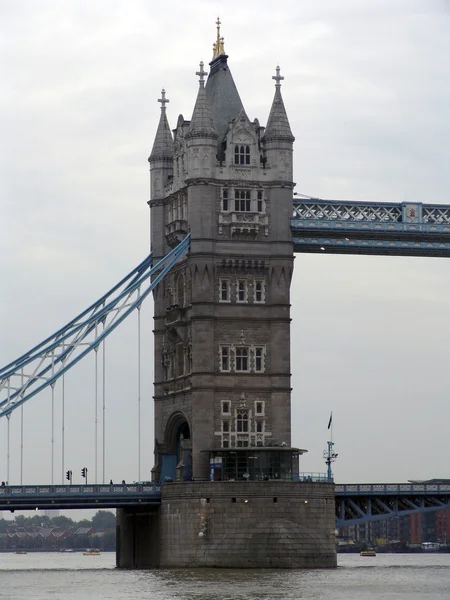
(0, 552), (449, 599)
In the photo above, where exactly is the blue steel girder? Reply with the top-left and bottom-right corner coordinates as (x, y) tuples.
(0, 235), (191, 418)
(335, 483), (450, 527)
(292, 199), (450, 257)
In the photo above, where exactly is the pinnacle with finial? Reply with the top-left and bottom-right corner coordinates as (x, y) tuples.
(212, 16), (226, 59)
(158, 88), (169, 109)
(196, 61), (208, 86)
(272, 66), (284, 88)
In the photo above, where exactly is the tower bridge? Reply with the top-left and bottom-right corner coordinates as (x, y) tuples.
(2, 22), (450, 568)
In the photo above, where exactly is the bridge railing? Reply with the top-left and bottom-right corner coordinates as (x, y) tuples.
(335, 483), (450, 495)
(0, 483), (161, 497)
(299, 472), (331, 483)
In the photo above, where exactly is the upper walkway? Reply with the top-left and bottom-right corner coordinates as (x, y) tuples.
(292, 199), (450, 257)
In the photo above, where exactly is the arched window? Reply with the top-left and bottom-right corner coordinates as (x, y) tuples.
(236, 409), (249, 433)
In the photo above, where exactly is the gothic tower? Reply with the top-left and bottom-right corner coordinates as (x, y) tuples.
(148, 23), (298, 483)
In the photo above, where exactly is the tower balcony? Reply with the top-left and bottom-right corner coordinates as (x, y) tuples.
(165, 219), (188, 247)
(218, 211), (269, 236)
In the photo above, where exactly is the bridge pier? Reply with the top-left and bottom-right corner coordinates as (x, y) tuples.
(116, 506), (161, 568)
(117, 482), (336, 569)
(158, 482), (336, 568)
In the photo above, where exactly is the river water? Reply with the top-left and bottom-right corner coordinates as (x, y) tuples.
(0, 552), (449, 599)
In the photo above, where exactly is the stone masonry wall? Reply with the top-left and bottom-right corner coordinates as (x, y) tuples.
(159, 481), (337, 568)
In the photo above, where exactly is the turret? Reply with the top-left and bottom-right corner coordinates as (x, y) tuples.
(148, 89), (174, 200)
(263, 67), (295, 182)
(148, 89), (174, 260)
(185, 62), (218, 179)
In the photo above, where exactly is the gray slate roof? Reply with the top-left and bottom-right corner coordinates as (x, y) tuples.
(205, 54), (244, 144)
(264, 87), (295, 142)
(149, 109), (174, 162)
(187, 83), (217, 140)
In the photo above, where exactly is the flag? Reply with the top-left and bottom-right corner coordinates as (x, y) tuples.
(327, 412), (333, 430)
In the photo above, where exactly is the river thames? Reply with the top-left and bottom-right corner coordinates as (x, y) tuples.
(0, 552), (449, 599)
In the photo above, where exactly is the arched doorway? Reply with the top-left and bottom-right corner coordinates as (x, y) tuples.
(161, 412), (192, 482)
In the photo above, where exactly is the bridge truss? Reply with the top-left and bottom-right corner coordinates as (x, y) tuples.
(0, 235), (190, 485)
(0, 235), (190, 419)
(335, 483), (450, 528)
(292, 198), (450, 256)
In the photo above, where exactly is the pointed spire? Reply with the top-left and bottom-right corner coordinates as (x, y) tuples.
(186, 62), (218, 140)
(205, 19), (244, 145)
(149, 89), (174, 162)
(212, 16), (226, 60)
(264, 66), (295, 142)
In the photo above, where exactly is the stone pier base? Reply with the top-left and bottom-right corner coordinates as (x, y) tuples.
(116, 482), (337, 568)
(159, 481), (336, 568)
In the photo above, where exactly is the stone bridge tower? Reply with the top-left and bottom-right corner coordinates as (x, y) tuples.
(116, 22), (335, 570)
(148, 25), (298, 484)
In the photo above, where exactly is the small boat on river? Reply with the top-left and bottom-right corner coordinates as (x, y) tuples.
(360, 549), (376, 557)
(83, 549), (101, 556)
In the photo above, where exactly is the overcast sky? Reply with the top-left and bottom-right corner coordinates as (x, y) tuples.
(1, 0), (450, 493)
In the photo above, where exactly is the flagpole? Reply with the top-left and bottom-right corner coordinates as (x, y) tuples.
(324, 412), (337, 483)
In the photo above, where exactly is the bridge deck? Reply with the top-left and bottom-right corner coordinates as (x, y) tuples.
(0, 484), (161, 511)
(4, 482), (450, 527)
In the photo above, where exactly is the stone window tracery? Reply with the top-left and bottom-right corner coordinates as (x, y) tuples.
(234, 145), (250, 165)
(235, 347), (249, 372)
(220, 346), (230, 372)
(219, 278), (231, 302)
(236, 409), (249, 433)
(254, 279), (265, 303)
(236, 279), (248, 303)
(257, 190), (264, 212)
(222, 188), (229, 211)
(255, 347), (264, 372)
(219, 345), (266, 373)
(234, 190), (251, 212)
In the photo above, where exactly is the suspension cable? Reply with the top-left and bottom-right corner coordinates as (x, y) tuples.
(0, 235), (190, 418)
(61, 370), (65, 485)
(137, 298), (142, 482)
(102, 329), (106, 484)
(94, 338), (99, 484)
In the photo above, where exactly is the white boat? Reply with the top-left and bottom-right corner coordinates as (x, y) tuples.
(421, 542), (440, 552)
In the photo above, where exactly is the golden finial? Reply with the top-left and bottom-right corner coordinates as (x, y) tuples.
(212, 16), (226, 59)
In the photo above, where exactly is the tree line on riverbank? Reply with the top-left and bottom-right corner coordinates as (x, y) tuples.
(0, 510), (116, 550)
